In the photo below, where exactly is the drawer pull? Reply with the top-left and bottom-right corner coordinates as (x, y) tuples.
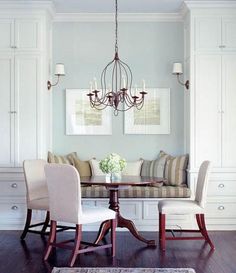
(218, 205), (225, 211)
(218, 183), (225, 188)
(11, 205), (18, 210)
(11, 183), (18, 188)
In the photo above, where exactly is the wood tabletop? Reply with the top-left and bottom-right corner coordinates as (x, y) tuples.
(80, 175), (164, 187)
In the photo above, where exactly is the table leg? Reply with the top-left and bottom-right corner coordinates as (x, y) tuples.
(94, 189), (155, 246)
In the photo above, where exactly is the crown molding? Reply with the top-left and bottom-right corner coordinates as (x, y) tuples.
(53, 13), (183, 23)
(183, 0), (236, 10)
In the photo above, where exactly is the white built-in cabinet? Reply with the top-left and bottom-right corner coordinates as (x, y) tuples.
(184, 5), (236, 230)
(0, 15), (49, 167)
(195, 16), (236, 52)
(0, 7), (51, 229)
(0, 53), (41, 167)
(0, 18), (41, 51)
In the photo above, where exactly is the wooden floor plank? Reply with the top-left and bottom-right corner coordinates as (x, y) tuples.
(0, 231), (235, 273)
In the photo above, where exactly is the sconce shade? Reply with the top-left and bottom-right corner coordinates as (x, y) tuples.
(172, 63), (183, 74)
(54, 63), (65, 76)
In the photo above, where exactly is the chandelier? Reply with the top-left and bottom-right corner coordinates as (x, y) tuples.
(87, 0), (147, 116)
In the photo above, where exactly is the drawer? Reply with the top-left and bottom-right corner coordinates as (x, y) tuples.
(208, 179), (236, 197)
(0, 181), (26, 196)
(0, 201), (26, 220)
(206, 201), (236, 218)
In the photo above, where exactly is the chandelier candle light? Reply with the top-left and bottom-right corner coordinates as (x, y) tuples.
(87, 0), (147, 115)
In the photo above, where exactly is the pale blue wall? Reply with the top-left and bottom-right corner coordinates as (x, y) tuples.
(52, 21), (184, 160)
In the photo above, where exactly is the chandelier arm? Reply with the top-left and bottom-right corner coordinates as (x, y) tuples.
(101, 59), (115, 99)
(119, 59), (133, 95)
(123, 92), (135, 107)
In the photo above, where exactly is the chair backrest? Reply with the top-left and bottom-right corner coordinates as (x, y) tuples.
(23, 159), (48, 202)
(44, 163), (82, 224)
(195, 161), (211, 208)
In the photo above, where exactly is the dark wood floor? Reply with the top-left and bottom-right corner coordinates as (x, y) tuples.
(0, 230), (236, 273)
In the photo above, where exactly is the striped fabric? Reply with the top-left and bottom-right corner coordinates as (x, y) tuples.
(47, 151), (77, 165)
(81, 185), (191, 198)
(141, 153), (170, 178)
(161, 152), (189, 186)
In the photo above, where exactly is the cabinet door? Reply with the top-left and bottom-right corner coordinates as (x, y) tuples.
(14, 55), (39, 166)
(195, 17), (221, 51)
(222, 54), (236, 167)
(194, 55), (222, 168)
(0, 55), (14, 166)
(15, 19), (41, 51)
(0, 19), (14, 50)
(222, 17), (236, 51)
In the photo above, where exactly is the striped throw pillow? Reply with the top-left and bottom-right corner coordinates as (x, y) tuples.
(141, 157), (167, 178)
(161, 151), (189, 186)
(47, 151), (77, 165)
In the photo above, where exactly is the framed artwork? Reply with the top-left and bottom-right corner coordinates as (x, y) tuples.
(124, 88), (170, 134)
(66, 89), (112, 135)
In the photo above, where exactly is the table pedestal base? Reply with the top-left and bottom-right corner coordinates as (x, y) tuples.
(94, 189), (156, 246)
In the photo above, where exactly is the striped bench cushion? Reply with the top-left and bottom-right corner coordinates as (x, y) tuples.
(81, 185), (191, 198)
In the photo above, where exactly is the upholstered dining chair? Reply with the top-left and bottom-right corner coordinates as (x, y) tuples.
(21, 159), (73, 240)
(158, 160), (215, 251)
(21, 159), (50, 240)
(44, 163), (116, 267)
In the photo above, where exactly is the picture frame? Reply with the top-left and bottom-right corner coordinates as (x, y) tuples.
(124, 88), (170, 134)
(66, 89), (112, 135)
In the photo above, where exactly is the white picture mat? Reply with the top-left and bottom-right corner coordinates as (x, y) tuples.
(66, 89), (112, 135)
(124, 88), (170, 134)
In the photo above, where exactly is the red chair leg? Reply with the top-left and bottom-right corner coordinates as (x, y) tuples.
(160, 213), (166, 251)
(111, 218), (117, 257)
(44, 220), (57, 261)
(159, 212), (162, 243)
(69, 224), (82, 267)
(41, 211), (50, 234)
(196, 214), (203, 230)
(21, 209), (32, 240)
(200, 214), (215, 250)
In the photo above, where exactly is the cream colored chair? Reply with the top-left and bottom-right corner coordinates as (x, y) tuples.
(21, 159), (50, 240)
(44, 163), (116, 267)
(158, 160), (215, 251)
(21, 159), (73, 240)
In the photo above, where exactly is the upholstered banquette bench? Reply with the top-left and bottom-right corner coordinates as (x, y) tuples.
(48, 151), (191, 199)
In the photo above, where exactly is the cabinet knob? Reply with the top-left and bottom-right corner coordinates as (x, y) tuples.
(11, 183), (18, 188)
(218, 205), (225, 210)
(11, 205), (18, 210)
(219, 45), (226, 48)
(218, 183), (225, 188)
(9, 111), (17, 114)
(11, 46), (17, 49)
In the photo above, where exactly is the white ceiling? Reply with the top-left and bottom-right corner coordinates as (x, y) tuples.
(53, 0), (235, 13)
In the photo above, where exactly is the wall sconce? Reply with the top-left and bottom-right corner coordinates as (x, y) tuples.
(172, 62), (189, 90)
(47, 63), (65, 90)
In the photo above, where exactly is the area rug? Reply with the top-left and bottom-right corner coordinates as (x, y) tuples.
(52, 268), (196, 273)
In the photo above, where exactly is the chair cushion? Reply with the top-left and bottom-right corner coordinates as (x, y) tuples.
(28, 197), (49, 210)
(158, 200), (204, 214)
(79, 206), (116, 224)
(81, 185), (191, 198)
(160, 151), (189, 186)
(48, 151), (77, 165)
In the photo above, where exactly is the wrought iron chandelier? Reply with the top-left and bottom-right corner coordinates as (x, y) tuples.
(87, 0), (147, 116)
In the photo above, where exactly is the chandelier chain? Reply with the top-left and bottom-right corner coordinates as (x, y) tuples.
(115, 0), (118, 53)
